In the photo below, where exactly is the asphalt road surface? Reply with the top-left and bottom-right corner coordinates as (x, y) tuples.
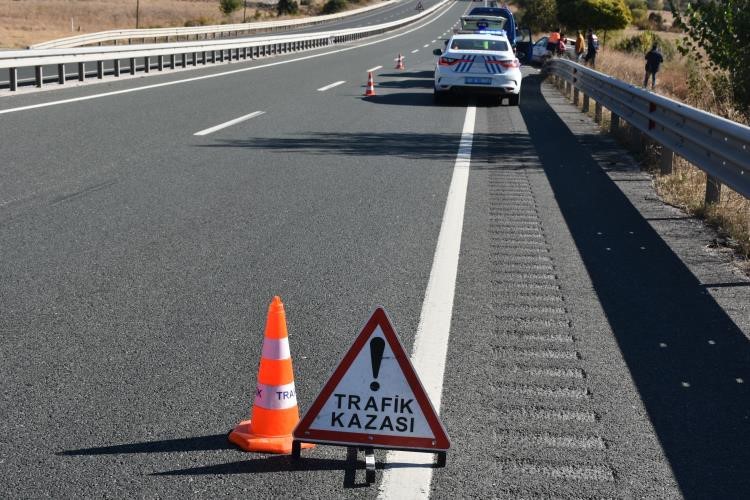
(1, 1), (749, 498)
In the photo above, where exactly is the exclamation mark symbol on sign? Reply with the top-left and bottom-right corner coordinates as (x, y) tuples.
(369, 337), (385, 392)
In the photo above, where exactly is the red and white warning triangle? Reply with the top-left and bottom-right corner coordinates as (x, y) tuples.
(294, 308), (450, 451)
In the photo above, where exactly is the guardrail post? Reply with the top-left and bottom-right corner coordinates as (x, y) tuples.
(144, 57), (150, 73)
(58, 64), (66, 84)
(114, 59), (121, 77)
(78, 62), (85, 81)
(35, 66), (43, 88)
(181, 54), (187, 68)
(609, 112), (619, 133)
(170, 54), (176, 69)
(573, 87), (579, 106)
(564, 81), (571, 98)
(582, 93), (590, 112)
(705, 175), (722, 205)
(660, 147), (674, 175)
(219, 50), (224, 62)
(202, 51), (207, 64)
(630, 125), (642, 150)
(97, 61), (104, 79)
(192, 52), (197, 66)
(157, 56), (164, 71)
(242, 47), (247, 59)
(129, 58), (136, 75)
(9, 68), (17, 91)
(594, 102), (602, 124)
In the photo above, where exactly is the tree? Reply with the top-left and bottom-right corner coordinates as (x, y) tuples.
(219, 0), (242, 16)
(671, 0), (750, 115)
(277, 0), (299, 16)
(521, 0), (559, 32)
(558, 0), (631, 31)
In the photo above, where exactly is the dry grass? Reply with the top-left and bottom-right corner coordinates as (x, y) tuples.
(578, 44), (750, 268)
(655, 159), (750, 266)
(0, 0), (329, 48)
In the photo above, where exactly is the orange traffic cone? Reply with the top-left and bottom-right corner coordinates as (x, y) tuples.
(395, 53), (405, 70)
(228, 296), (314, 454)
(364, 71), (376, 96)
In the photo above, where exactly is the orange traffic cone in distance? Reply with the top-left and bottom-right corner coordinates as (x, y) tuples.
(364, 71), (376, 96)
(228, 296), (314, 454)
(395, 53), (405, 70)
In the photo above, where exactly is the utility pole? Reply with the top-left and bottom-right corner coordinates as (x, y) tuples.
(136, 0), (141, 29)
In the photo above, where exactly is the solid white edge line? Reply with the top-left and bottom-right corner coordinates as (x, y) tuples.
(377, 105), (476, 500)
(316, 80), (346, 91)
(0, 2), (457, 116)
(193, 110), (264, 136)
(366, 65), (383, 72)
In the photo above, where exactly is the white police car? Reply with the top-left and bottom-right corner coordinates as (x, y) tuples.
(433, 33), (522, 105)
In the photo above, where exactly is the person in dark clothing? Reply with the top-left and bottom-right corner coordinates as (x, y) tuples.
(585, 28), (598, 68)
(644, 43), (664, 89)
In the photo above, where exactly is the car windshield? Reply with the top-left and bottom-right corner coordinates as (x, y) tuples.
(449, 39), (509, 51)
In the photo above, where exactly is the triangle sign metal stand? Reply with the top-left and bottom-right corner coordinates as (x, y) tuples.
(292, 307), (450, 483)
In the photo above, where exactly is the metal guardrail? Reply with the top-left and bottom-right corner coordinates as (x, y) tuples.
(0, 0), (449, 92)
(547, 59), (750, 202)
(29, 0), (400, 49)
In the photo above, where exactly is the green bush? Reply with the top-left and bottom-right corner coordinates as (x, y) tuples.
(277, 0), (299, 15)
(613, 31), (677, 60)
(322, 0), (347, 14)
(631, 7), (649, 27)
(184, 16), (213, 27)
(647, 12), (666, 30)
(219, 0), (242, 16)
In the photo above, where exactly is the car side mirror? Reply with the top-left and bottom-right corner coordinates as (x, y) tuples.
(433, 48), (443, 56)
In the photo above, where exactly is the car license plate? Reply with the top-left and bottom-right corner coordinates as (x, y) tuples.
(465, 77), (491, 85)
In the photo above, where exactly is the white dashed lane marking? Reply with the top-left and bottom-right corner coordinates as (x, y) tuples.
(411, 49), (419, 53)
(316, 81), (346, 92)
(193, 111), (265, 136)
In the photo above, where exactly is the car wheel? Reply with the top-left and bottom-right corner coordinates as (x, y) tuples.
(508, 94), (520, 106)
